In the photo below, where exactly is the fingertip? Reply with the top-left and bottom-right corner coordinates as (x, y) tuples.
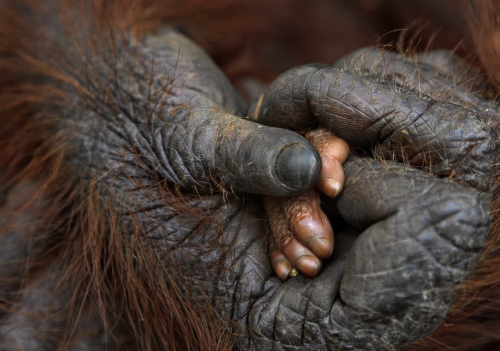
(276, 143), (322, 192)
(306, 128), (347, 197)
(307, 236), (334, 260)
(318, 154), (345, 198)
(288, 189), (334, 259)
(319, 177), (342, 198)
(275, 261), (292, 281)
(295, 255), (322, 277)
(271, 250), (292, 281)
(283, 239), (322, 277)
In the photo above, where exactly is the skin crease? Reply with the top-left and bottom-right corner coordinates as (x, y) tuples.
(0, 1), (500, 351)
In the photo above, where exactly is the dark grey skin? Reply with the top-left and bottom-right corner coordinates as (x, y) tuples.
(0, 26), (496, 350)
(83, 30), (493, 349)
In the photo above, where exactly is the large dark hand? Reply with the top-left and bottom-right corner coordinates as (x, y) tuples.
(243, 48), (497, 350)
(1, 21), (495, 349)
(0, 27), (323, 351)
(96, 36), (493, 350)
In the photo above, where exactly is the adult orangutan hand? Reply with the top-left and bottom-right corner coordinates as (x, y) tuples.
(96, 35), (495, 350)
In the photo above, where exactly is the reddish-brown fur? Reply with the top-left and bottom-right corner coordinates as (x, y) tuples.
(0, 1), (500, 350)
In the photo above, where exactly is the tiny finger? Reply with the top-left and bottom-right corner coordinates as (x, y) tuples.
(306, 128), (349, 197)
(282, 238), (323, 278)
(270, 248), (292, 281)
(288, 189), (334, 259)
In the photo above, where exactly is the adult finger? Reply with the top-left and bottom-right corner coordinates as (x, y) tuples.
(248, 63), (500, 191)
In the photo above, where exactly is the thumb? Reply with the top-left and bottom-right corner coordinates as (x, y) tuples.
(162, 108), (321, 197)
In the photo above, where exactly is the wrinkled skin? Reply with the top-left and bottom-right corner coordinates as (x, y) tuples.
(53, 28), (494, 350)
(0, 18), (497, 351)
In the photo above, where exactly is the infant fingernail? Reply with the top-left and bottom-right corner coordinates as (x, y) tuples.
(295, 255), (320, 277)
(309, 237), (334, 259)
(275, 261), (292, 281)
(323, 178), (341, 197)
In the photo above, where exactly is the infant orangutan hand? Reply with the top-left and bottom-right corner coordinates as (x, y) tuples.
(264, 128), (349, 280)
